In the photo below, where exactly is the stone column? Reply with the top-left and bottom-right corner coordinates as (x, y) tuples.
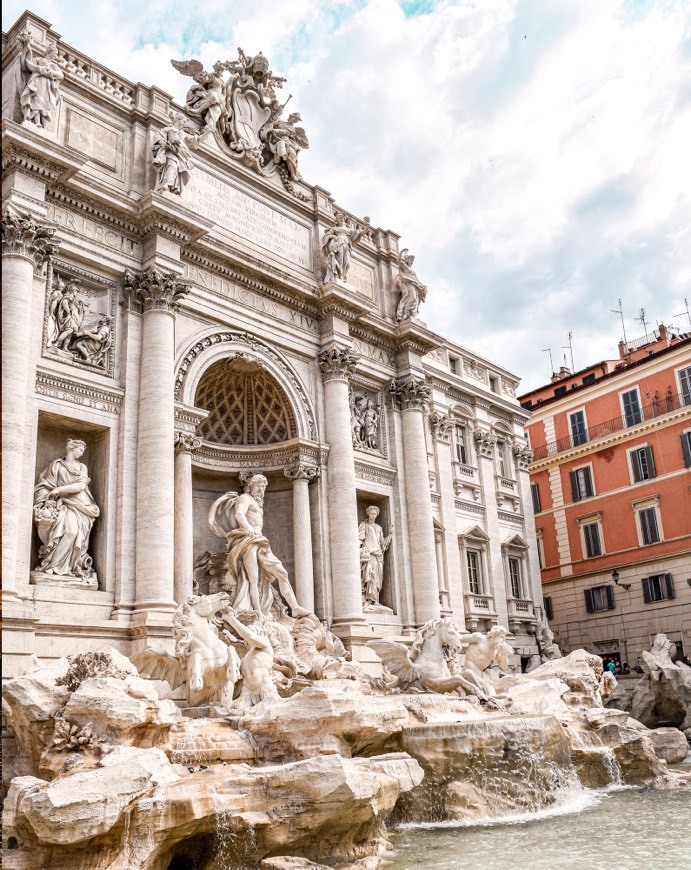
(174, 432), (201, 605)
(318, 348), (364, 624)
(1, 207), (58, 598)
(284, 462), (320, 612)
(124, 267), (189, 615)
(390, 377), (440, 624)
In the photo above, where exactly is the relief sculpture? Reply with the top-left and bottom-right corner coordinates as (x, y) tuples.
(45, 273), (113, 371)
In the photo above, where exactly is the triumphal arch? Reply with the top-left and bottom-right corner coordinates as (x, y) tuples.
(2, 11), (542, 682)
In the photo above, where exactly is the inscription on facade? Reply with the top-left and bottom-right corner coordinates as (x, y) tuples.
(183, 264), (318, 333)
(186, 171), (312, 269)
(351, 337), (395, 368)
(46, 204), (139, 255)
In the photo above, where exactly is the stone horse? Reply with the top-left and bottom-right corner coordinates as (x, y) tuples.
(368, 616), (468, 694)
(131, 592), (240, 707)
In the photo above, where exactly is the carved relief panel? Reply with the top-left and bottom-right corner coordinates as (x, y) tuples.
(349, 384), (387, 457)
(43, 265), (116, 376)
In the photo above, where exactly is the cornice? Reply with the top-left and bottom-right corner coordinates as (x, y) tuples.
(528, 405), (691, 472)
(47, 185), (140, 235)
(35, 367), (124, 415)
(316, 281), (373, 322)
(354, 460), (397, 486)
(2, 120), (86, 183)
(192, 439), (327, 471)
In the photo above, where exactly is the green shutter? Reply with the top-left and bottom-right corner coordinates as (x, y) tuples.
(665, 573), (675, 600)
(642, 577), (652, 603)
(606, 585), (615, 609)
(584, 588), (594, 613)
(644, 445), (656, 479)
(681, 434), (691, 468)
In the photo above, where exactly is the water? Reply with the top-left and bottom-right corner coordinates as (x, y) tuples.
(382, 786), (691, 870)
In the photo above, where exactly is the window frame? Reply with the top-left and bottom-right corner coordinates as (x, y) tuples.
(620, 386), (643, 427)
(531, 482), (541, 514)
(676, 364), (691, 407)
(454, 423), (469, 466)
(449, 355), (459, 376)
(632, 497), (663, 546)
(584, 584), (615, 613)
(628, 443), (656, 484)
(642, 573), (675, 604)
(568, 408), (588, 447)
(466, 548), (484, 595)
(569, 463), (595, 501)
(681, 429), (691, 468)
(508, 556), (522, 599)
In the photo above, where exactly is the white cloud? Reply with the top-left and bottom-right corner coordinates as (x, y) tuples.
(3, 0), (688, 389)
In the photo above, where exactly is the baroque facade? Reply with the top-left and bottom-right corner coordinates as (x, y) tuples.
(1, 11), (542, 689)
(519, 327), (691, 667)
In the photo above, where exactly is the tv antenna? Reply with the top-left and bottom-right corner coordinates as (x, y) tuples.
(542, 348), (554, 377)
(562, 331), (574, 372)
(636, 307), (650, 336)
(611, 299), (628, 346)
(674, 298), (691, 329)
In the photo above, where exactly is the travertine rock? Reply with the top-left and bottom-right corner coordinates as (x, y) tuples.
(11, 747), (179, 845)
(649, 727), (689, 764)
(239, 679), (409, 760)
(629, 635), (691, 731)
(262, 859), (332, 870)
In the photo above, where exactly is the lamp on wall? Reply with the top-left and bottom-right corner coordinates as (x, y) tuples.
(611, 569), (631, 591)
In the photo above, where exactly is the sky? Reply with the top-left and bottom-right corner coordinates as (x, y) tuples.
(4, 0), (690, 391)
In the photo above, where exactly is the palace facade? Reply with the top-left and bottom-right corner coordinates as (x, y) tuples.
(2, 10), (543, 688)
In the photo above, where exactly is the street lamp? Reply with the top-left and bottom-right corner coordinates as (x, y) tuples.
(611, 569), (631, 590)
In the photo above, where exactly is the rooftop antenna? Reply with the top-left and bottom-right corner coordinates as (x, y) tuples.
(636, 307), (650, 336)
(562, 331), (574, 371)
(673, 298), (691, 328)
(611, 299), (628, 347)
(542, 348), (554, 377)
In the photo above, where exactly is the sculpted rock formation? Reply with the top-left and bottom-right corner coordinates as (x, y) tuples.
(629, 633), (691, 736)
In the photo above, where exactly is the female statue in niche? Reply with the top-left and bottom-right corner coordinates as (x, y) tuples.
(358, 505), (394, 608)
(33, 439), (100, 582)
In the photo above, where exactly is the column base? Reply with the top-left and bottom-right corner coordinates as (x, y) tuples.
(329, 617), (384, 675)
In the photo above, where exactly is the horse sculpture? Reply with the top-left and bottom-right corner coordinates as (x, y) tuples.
(368, 616), (468, 694)
(131, 592), (240, 707)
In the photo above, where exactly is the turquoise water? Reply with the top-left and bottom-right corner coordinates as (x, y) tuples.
(381, 786), (691, 870)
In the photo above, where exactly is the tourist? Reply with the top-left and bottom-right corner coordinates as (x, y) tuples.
(607, 660), (616, 676)
(622, 662), (631, 674)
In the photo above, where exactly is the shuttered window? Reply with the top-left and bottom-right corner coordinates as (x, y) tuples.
(622, 388), (642, 426)
(630, 445), (656, 482)
(584, 585), (615, 613)
(638, 507), (660, 545)
(681, 433), (691, 468)
(642, 573), (675, 603)
(569, 410), (588, 446)
(680, 366), (691, 406)
(466, 550), (482, 595)
(569, 466), (594, 501)
(531, 483), (541, 514)
(508, 557), (522, 599)
(583, 522), (602, 558)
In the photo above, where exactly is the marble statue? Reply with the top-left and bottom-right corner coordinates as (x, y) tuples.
(33, 439), (100, 583)
(171, 48), (309, 190)
(222, 609), (280, 710)
(53, 279), (85, 350)
(152, 113), (198, 195)
(350, 391), (381, 451)
(265, 111), (310, 181)
(171, 58), (227, 135)
(321, 213), (370, 284)
(395, 248), (427, 322)
(46, 275), (112, 369)
(535, 610), (562, 662)
(292, 613), (364, 681)
(71, 314), (112, 366)
(18, 33), (63, 127)
(208, 474), (310, 618)
(358, 506), (394, 608)
(458, 625), (514, 701)
(132, 593), (240, 708)
(368, 616), (469, 694)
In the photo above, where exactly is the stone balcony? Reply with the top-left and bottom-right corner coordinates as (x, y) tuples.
(463, 592), (497, 631)
(507, 597), (536, 633)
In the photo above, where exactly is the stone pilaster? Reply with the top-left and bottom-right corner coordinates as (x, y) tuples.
(318, 347), (365, 626)
(389, 377), (440, 624)
(174, 432), (202, 605)
(124, 267), (190, 615)
(2, 207), (58, 598)
(284, 462), (320, 612)
(430, 411), (465, 619)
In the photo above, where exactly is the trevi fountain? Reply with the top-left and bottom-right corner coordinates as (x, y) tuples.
(2, 10), (690, 870)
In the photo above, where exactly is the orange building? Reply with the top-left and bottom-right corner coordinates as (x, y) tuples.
(518, 326), (691, 667)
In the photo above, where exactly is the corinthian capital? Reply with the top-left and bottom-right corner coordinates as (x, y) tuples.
(512, 442), (534, 471)
(174, 431), (202, 453)
(473, 428), (496, 459)
(284, 462), (320, 482)
(429, 412), (453, 442)
(318, 347), (359, 382)
(388, 377), (430, 412)
(1, 206), (59, 268)
(123, 266), (190, 313)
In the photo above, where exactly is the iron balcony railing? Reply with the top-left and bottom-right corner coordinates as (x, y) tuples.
(532, 391), (688, 461)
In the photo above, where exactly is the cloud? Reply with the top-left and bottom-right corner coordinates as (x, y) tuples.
(3, 0), (688, 390)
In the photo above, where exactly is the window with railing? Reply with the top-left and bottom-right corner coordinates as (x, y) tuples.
(531, 391), (684, 460)
(569, 409), (588, 446)
(678, 366), (691, 406)
(622, 388), (642, 427)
